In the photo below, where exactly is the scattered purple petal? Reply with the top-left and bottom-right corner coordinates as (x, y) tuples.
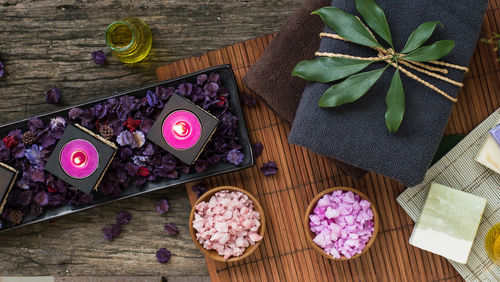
(0, 61), (4, 79)
(226, 149), (244, 166)
(68, 108), (84, 120)
(45, 87), (62, 104)
(191, 183), (208, 198)
(156, 248), (172, 264)
(261, 161), (278, 176)
(164, 223), (179, 235)
(49, 116), (66, 129)
(156, 199), (170, 215)
(241, 93), (257, 107)
(253, 142), (264, 158)
(92, 50), (107, 65)
(33, 191), (49, 206)
(116, 211), (132, 225)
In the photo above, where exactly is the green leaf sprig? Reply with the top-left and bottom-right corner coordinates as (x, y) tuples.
(292, 0), (462, 133)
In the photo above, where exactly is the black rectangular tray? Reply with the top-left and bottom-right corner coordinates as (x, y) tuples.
(0, 64), (254, 232)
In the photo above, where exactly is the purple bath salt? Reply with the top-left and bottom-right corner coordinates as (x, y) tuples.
(309, 190), (375, 259)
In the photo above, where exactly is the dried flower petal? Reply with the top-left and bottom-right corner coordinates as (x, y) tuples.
(45, 87), (62, 104)
(191, 183), (208, 198)
(116, 211), (132, 225)
(131, 131), (146, 148)
(116, 130), (133, 147)
(226, 149), (244, 166)
(50, 116), (66, 129)
(92, 50), (107, 65)
(156, 199), (169, 215)
(0, 61), (4, 79)
(253, 142), (263, 158)
(261, 161), (278, 176)
(156, 248), (171, 264)
(68, 108), (84, 120)
(137, 166), (150, 177)
(241, 93), (257, 107)
(164, 223), (179, 235)
(34, 191), (49, 206)
(25, 144), (43, 166)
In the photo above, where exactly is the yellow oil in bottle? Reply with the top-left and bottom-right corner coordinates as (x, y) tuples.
(105, 18), (152, 63)
(485, 222), (500, 265)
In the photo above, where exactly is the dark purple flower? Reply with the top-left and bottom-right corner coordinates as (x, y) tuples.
(34, 191), (49, 206)
(30, 168), (45, 183)
(196, 74), (208, 85)
(25, 144), (43, 166)
(146, 90), (159, 107)
(164, 223), (179, 235)
(0, 61), (4, 78)
(203, 82), (219, 97)
(156, 248), (171, 264)
(261, 161), (278, 176)
(253, 142), (264, 158)
(116, 211), (132, 225)
(12, 143), (26, 159)
(103, 224), (122, 241)
(226, 149), (244, 166)
(92, 50), (107, 65)
(191, 183), (208, 198)
(194, 159), (207, 173)
(156, 199), (169, 215)
(116, 130), (133, 147)
(45, 87), (62, 104)
(119, 147), (133, 160)
(177, 83), (193, 96)
(242, 93), (257, 107)
(208, 73), (219, 83)
(28, 117), (44, 132)
(79, 193), (93, 204)
(93, 104), (108, 120)
(68, 108), (84, 120)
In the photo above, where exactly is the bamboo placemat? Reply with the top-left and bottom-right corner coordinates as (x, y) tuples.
(156, 0), (500, 279)
(397, 109), (500, 282)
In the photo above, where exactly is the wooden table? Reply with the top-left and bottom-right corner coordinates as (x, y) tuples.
(0, 0), (302, 278)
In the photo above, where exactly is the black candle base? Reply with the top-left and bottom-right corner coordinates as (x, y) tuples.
(147, 94), (220, 165)
(45, 124), (117, 194)
(0, 163), (18, 214)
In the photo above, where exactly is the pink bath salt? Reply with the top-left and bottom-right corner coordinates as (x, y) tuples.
(309, 190), (374, 259)
(193, 190), (263, 260)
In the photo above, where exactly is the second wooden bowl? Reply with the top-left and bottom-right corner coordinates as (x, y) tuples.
(189, 186), (266, 262)
(304, 187), (379, 261)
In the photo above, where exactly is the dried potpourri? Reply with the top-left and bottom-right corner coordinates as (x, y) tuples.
(0, 72), (244, 229)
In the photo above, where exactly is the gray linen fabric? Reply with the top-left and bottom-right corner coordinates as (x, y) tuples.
(288, 0), (489, 186)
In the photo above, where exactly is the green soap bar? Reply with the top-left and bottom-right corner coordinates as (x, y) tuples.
(409, 182), (487, 264)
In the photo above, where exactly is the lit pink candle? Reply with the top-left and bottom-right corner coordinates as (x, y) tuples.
(162, 110), (202, 150)
(60, 139), (99, 178)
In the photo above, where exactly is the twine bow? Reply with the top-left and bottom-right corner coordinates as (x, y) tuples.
(315, 31), (469, 103)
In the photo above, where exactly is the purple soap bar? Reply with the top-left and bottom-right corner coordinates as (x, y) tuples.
(489, 124), (500, 146)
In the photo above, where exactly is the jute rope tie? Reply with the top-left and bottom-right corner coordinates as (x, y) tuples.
(316, 31), (469, 103)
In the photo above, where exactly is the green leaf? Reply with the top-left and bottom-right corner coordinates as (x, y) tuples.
(312, 7), (381, 48)
(401, 21), (442, 53)
(431, 134), (465, 165)
(292, 57), (373, 83)
(403, 40), (455, 62)
(319, 67), (387, 107)
(355, 0), (393, 47)
(385, 69), (405, 133)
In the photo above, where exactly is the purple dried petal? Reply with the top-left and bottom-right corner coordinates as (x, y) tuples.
(203, 82), (219, 97)
(242, 93), (257, 107)
(30, 168), (45, 183)
(50, 116), (66, 129)
(24, 144), (42, 165)
(191, 183), (208, 198)
(116, 130), (133, 147)
(34, 191), (49, 206)
(196, 74), (208, 85)
(45, 87), (62, 104)
(164, 223), (179, 235)
(49, 194), (64, 206)
(177, 83), (193, 96)
(116, 211), (132, 225)
(93, 104), (108, 120)
(140, 119), (155, 134)
(156, 199), (169, 215)
(253, 142), (264, 158)
(0, 61), (4, 78)
(143, 143), (155, 156)
(226, 149), (244, 166)
(40, 132), (56, 148)
(132, 155), (149, 166)
(261, 161), (278, 176)
(12, 143), (26, 159)
(102, 227), (114, 241)
(156, 248), (171, 264)
(194, 159), (207, 173)
(119, 147), (133, 160)
(19, 190), (33, 206)
(92, 50), (107, 65)
(79, 193), (94, 204)
(146, 90), (159, 107)
(17, 178), (30, 190)
(208, 73), (219, 83)
(28, 117), (44, 131)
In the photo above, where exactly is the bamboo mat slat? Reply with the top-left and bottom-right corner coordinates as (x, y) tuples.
(156, 1), (500, 280)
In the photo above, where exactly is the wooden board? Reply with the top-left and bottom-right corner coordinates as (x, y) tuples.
(156, 1), (500, 280)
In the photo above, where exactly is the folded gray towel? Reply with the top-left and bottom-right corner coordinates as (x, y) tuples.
(289, 0), (488, 186)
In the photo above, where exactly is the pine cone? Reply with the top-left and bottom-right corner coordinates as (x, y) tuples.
(99, 125), (114, 140)
(10, 210), (23, 225)
(22, 131), (35, 145)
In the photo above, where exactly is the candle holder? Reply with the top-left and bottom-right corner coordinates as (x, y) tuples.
(0, 163), (18, 214)
(147, 94), (220, 165)
(45, 124), (117, 194)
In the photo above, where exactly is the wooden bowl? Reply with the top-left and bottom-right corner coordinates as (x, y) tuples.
(304, 187), (379, 261)
(188, 186), (266, 262)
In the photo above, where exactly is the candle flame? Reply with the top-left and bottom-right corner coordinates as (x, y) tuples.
(173, 121), (189, 137)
